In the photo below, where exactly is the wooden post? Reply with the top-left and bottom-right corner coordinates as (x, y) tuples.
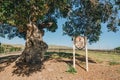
(73, 37), (76, 68)
(0, 42), (2, 53)
(85, 37), (88, 71)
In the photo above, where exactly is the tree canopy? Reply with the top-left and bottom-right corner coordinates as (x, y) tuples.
(0, 0), (70, 39)
(0, 0), (120, 44)
(63, 0), (120, 43)
(115, 46), (120, 50)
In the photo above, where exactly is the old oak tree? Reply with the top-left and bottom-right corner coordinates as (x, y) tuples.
(0, 0), (70, 67)
(0, 0), (120, 69)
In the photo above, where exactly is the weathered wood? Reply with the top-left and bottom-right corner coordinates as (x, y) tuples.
(72, 37), (76, 68)
(85, 37), (88, 72)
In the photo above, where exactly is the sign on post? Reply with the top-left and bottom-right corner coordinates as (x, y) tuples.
(73, 36), (88, 71)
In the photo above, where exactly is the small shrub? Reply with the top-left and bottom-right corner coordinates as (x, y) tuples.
(66, 64), (77, 74)
(17, 47), (22, 51)
(9, 47), (22, 52)
(115, 47), (120, 50)
(0, 46), (5, 53)
(51, 54), (60, 59)
(9, 47), (16, 52)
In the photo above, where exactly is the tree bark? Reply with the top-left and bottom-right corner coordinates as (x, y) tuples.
(18, 23), (48, 65)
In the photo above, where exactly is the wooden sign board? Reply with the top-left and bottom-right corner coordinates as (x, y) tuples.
(73, 36), (88, 71)
(74, 36), (86, 49)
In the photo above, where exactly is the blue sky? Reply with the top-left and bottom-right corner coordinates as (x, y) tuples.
(0, 18), (120, 50)
(45, 19), (120, 50)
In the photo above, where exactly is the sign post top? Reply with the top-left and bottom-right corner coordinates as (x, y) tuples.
(74, 36), (86, 50)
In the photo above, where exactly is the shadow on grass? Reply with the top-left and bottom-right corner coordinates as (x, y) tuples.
(45, 52), (96, 70)
(0, 52), (96, 77)
(45, 52), (80, 59)
(45, 52), (96, 63)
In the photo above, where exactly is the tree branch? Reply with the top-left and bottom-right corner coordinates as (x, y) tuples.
(38, 22), (53, 29)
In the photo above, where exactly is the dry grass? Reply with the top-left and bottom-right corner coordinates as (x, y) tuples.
(75, 50), (120, 65)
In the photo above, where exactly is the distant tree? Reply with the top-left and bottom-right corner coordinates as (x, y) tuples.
(115, 47), (120, 50)
(63, 0), (120, 44)
(0, 0), (70, 66)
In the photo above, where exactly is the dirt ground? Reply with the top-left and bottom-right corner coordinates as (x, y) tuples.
(0, 52), (120, 80)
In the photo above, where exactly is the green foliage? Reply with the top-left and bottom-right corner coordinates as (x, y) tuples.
(0, 46), (5, 53)
(0, 44), (22, 53)
(115, 47), (120, 50)
(1, 0), (120, 43)
(66, 64), (77, 74)
(9, 47), (22, 52)
(63, 0), (120, 44)
(0, 0), (71, 39)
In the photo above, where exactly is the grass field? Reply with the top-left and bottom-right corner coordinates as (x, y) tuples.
(75, 50), (120, 65)
(0, 45), (120, 80)
(47, 48), (120, 66)
(0, 44), (120, 66)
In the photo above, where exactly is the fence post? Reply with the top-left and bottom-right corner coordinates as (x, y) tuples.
(0, 42), (1, 53)
(73, 43), (76, 68)
(72, 37), (76, 68)
(85, 37), (88, 72)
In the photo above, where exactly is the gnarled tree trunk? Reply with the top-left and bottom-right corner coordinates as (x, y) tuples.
(18, 23), (48, 65)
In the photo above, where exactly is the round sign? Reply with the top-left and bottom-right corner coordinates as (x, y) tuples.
(74, 36), (86, 49)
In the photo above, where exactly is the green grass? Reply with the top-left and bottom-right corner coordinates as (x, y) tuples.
(46, 49), (120, 66)
(1, 43), (120, 66)
(45, 52), (80, 59)
(76, 50), (120, 65)
(0, 44), (22, 54)
(109, 61), (120, 65)
(66, 64), (77, 74)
